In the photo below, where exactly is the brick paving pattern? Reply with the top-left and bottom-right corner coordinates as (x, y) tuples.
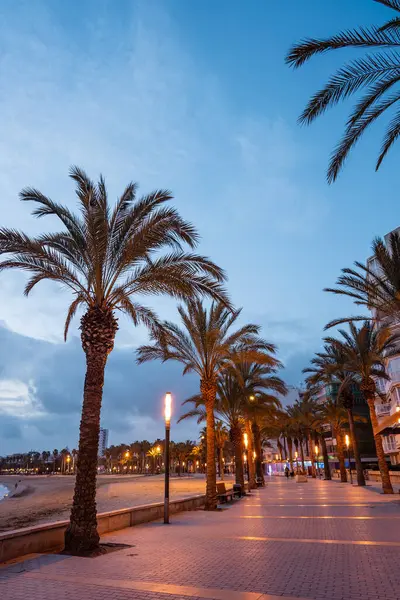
(1, 477), (400, 599)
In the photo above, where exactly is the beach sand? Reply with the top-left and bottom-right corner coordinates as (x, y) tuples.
(0, 473), (211, 532)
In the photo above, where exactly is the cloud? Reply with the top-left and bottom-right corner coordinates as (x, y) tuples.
(0, 2), (329, 453)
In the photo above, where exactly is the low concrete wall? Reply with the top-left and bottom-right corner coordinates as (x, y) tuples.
(0, 494), (205, 564)
(366, 470), (400, 483)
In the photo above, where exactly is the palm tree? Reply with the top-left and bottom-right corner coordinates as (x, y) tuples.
(304, 346), (366, 486)
(325, 231), (400, 329)
(318, 397), (349, 483)
(326, 321), (400, 493)
(53, 449), (59, 473)
(0, 167), (228, 554)
(286, 0), (400, 182)
(233, 361), (286, 485)
(137, 300), (277, 510)
(293, 394), (321, 478)
(215, 420), (229, 480)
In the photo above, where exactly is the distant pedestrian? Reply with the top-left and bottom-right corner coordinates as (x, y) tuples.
(284, 466), (289, 479)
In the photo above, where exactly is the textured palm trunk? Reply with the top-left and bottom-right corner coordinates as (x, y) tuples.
(347, 408), (365, 487)
(308, 433), (316, 478)
(287, 437), (293, 472)
(320, 435), (331, 480)
(246, 421), (256, 490)
(282, 436), (288, 459)
(364, 392), (393, 494)
(334, 426), (347, 483)
(201, 379), (218, 510)
(300, 438), (305, 471)
(218, 447), (224, 480)
(252, 421), (264, 485)
(231, 425), (245, 489)
(64, 307), (117, 554)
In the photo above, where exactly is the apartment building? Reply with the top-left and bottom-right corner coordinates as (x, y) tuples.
(368, 227), (400, 464)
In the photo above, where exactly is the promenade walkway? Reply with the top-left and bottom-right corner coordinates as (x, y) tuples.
(2, 477), (400, 600)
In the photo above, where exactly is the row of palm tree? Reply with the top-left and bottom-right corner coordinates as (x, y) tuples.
(285, 1), (400, 492)
(137, 301), (287, 505)
(0, 448), (78, 474)
(0, 167), (287, 554)
(104, 440), (200, 474)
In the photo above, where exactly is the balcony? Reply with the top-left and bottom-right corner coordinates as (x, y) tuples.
(388, 370), (400, 384)
(376, 403), (392, 417)
(383, 437), (398, 453)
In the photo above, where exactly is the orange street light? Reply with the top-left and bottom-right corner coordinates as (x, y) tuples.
(243, 432), (249, 450)
(345, 435), (350, 449)
(164, 392), (172, 427)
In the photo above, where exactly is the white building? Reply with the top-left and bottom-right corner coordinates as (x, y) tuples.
(98, 428), (109, 458)
(368, 228), (400, 464)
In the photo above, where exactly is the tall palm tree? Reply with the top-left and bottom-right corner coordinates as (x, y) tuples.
(215, 420), (229, 480)
(137, 300), (277, 510)
(293, 394), (321, 478)
(326, 321), (400, 493)
(325, 231), (400, 328)
(318, 397), (349, 483)
(286, 0), (400, 182)
(0, 167), (228, 554)
(304, 345), (366, 486)
(233, 361), (286, 485)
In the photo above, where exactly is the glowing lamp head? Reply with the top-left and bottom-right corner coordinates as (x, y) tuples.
(249, 395), (255, 401)
(164, 392), (172, 426)
(243, 432), (249, 449)
(157, 446), (161, 453)
(125, 451), (130, 458)
(253, 451), (256, 460)
(243, 453), (247, 462)
(345, 434), (350, 448)
(397, 406), (400, 413)
(294, 451), (298, 459)
(314, 445), (319, 456)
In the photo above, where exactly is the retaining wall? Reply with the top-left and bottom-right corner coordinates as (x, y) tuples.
(0, 494), (205, 563)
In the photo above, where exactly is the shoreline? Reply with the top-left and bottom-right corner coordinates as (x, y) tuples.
(0, 473), (209, 532)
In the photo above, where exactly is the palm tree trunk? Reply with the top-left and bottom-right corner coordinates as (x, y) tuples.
(308, 433), (316, 478)
(64, 307), (117, 554)
(218, 447), (224, 481)
(231, 425), (245, 489)
(320, 435), (331, 480)
(246, 421), (256, 489)
(334, 426), (347, 483)
(252, 421), (264, 485)
(300, 438), (305, 471)
(287, 437), (293, 472)
(201, 379), (218, 510)
(366, 396), (393, 494)
(347, 408), (365, 487)
(282, 436), (288, 459)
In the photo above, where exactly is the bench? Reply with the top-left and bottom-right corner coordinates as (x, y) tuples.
(216, 482), (233, 503)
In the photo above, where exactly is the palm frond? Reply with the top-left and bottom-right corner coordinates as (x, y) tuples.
(286, 27), (400, 68)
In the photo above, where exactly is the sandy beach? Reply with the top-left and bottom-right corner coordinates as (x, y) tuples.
(0, 473), (211, 532)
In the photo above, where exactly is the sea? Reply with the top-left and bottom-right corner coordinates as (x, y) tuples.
(0, 484), (9, 500)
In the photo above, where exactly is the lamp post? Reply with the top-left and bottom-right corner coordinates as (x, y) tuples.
(314, 445), (319, 478)
(164, 392), (172, 524)
(345, 434), (353, 484)
(294, 451), (298, 473)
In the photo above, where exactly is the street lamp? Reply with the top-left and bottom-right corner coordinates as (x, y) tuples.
(66, 455), (71, 474)
(345, 434), (353, 484)
(294, 451), (298, 472)
(164, 392), (172, 524)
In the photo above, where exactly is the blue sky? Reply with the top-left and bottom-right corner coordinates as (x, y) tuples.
(0, 0), (397, 454)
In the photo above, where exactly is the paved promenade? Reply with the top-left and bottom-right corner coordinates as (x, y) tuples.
(2, 477), (400, 600)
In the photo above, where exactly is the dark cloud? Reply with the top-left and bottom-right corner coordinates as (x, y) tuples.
(0, 325), (200, 454)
